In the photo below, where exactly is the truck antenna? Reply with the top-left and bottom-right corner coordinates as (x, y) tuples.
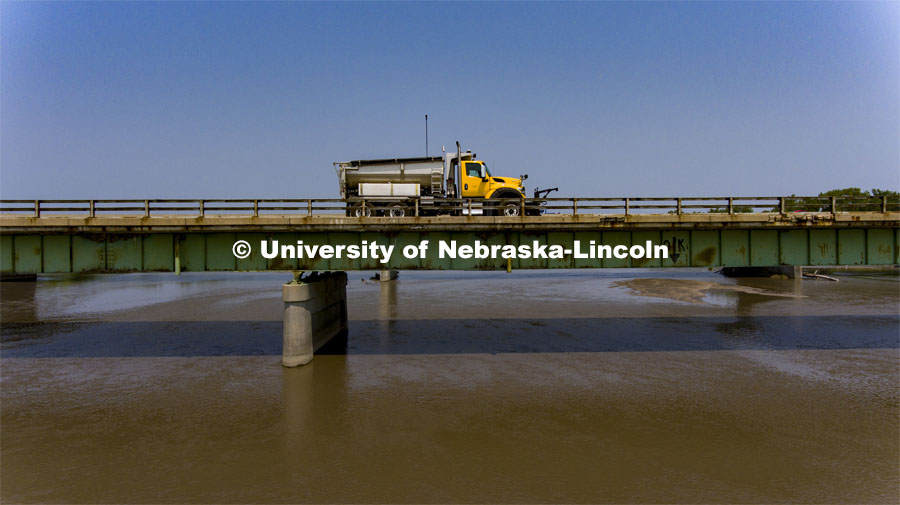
(425, 114), (429, 157)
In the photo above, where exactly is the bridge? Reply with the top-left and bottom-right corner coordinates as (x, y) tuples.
(1, 196), (898, 273)
(3, 195), (898, 367)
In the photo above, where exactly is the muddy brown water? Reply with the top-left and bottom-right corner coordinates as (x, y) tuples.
(1, 270), (898, 503)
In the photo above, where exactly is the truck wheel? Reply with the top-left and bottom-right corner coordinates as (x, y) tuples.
(350, 205), (372, 218)
(387, 205), (407, 218)
(500, 200), (520, 217)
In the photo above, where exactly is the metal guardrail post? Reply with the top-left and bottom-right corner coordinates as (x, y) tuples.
(89, 200), (95, 218)
(520, 198), (525, 216)
(467, 199), (472, 216)
(199, 200), (205, 217)
(676, 198), (682, 215)
(883, 195), (888, 213)
(307, 199), (312, 216)
(573, 198), (577, 215)
(831, 196), (837, 214)
(414, 199), (419, 217)
(778, 197), (784, 214)
(728, 197), (734, 215)
(253, 200), (258, 217)
(144, 200), (150, 218)
(624, 198), (629, 216)
(362, 199), (366, 217)
(34, 200), (40, 218)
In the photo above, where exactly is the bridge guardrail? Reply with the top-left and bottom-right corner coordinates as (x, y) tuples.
(1, 196), (898, 218)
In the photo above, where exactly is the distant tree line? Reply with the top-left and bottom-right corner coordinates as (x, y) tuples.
(702, 188), (898, 213)
(781, 188), (899, 212)
(707, 206), (754, 213)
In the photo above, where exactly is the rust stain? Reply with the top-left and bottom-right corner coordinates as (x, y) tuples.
(474, 258), (500, 270)
(297, 259), (317, 270)
(268, 257), (295, 270)
(105, 234), (139, 243)
(693, 247), (716, 266)
(83, 234), (106, 243)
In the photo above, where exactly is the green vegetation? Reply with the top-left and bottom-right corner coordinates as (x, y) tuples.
(708, 206), (754, 213)
(669, 189), (898, 214)
(783, 188), (899, 212)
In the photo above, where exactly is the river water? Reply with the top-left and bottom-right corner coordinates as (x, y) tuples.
(1, 270), (898, 503)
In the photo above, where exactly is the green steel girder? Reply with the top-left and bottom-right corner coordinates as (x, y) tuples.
(1, 228), (897, 273)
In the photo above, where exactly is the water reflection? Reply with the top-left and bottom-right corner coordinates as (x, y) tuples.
(1, 271), (898, 503)
(281, 362), (316, 461)
(3, 315), (896, 358)
(0, 281), (36, 323)
(378, 279), (398, 345)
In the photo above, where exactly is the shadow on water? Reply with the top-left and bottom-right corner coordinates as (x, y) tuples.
(2, 272), (898, 358)
(0, 281), (37, 323)
(1, 315), (897, 358)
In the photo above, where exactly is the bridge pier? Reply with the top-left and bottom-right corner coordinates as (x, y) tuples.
(377, 269), (398, 281)
(282, 272), (348, 367)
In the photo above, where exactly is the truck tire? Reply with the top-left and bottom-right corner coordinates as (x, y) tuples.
(349, 205), (372, 218)
(387, 204), (407, 218)
(499, 200), (521, 217)
(488, 189), (524, 217)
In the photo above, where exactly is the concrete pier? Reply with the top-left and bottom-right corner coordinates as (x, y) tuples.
(377, 269), (398, 281)
(282, 271), (348, 367)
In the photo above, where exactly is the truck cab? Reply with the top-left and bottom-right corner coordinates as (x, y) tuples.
(459, 160), (525, 201)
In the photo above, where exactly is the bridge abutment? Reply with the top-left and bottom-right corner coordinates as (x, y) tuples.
(282, 272), (348, 367)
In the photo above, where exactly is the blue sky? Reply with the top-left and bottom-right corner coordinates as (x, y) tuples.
(1, 1), (897, 199)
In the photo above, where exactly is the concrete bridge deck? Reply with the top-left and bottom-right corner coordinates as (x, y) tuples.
(2, 212), (898, 273)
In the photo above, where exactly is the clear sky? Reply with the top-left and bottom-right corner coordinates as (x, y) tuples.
(1, 1), (897, 199)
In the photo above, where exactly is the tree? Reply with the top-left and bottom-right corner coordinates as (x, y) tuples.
(784, 188), (898, 212)
(707, 206), (754, 213)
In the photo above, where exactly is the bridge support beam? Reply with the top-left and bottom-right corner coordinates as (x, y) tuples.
(282, 272), (348, 367)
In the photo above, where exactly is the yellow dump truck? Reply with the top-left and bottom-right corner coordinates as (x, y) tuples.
(334, 142), (554, 217)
